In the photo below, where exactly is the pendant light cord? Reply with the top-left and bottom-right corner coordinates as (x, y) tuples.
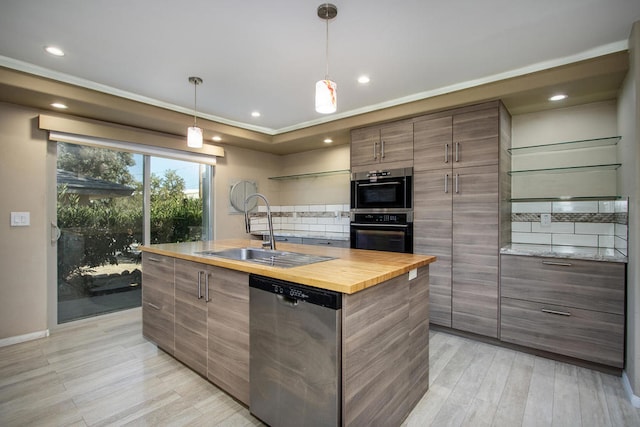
(193, 81), (198, 127)
(325, 7), (330, 79)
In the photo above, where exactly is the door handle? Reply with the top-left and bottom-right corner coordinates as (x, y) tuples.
(373, 142), (378, 160)
(51, 222), (61, 243)
(455, 142), (460, 162)
(455, 174), (459, 194)
(542, 261), (572, 267)
(381, 140), (385, 159)
(445, 144), (449, 163)
(541, 308), (571, 316)
(444, 173), (449, 193)
(205, 272), (210, 302)
(197, 271), (203, 299)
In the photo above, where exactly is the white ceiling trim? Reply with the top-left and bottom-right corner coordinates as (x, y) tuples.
(1, 39), (628, 136)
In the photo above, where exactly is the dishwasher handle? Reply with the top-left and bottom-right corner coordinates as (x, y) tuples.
(276, 294), (300, 307)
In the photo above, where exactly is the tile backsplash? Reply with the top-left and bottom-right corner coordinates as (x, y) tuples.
(249, 204), (351, 234)
(511, 200), (628, 255)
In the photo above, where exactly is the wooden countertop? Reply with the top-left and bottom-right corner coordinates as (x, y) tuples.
(141, 239), (436, 294)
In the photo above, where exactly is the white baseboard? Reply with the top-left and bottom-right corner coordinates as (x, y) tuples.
(0, 329), (50, 348)
(622, 371), (640, 408)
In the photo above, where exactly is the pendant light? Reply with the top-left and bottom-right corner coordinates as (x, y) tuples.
(315, 3), (338, 114)
(187, 76), (203, 148)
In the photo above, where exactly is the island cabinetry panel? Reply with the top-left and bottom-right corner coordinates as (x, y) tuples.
(413, 101), (509, 338)
(500, 255), (625, 367)
(141, 253), (175, 354)
(341, 267), (429, 426)
(207, 266), (250, 406)
(351, 119), (413, 171)
(174, 259), (209, 377)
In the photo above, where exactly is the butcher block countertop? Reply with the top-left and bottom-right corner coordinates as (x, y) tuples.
(141, 239), (436, 294)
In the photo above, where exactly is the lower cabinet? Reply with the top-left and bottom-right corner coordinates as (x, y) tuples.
(142, 256), (250, 405)
(142, 253), (175, 355)
(500, 255), (625, 367)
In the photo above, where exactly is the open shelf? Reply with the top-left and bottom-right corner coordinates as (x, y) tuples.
(508, 195), (624, 203)
(508, 136), (621, 155)
(509, 163), (621, 176)
(268, 169), (349, 180)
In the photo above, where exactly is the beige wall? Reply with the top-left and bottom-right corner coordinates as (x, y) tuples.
(511, 101), (619, 199)
(618, 21), (640, 399)
(277, 144), (350, 206)
(0, 103), (49, 339)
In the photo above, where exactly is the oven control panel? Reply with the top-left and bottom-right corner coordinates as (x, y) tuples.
(352, 213), (409, 225)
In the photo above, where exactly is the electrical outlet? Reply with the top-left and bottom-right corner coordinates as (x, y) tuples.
(540, 213), (552, 226)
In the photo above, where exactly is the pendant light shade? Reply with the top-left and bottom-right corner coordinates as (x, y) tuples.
(187, 125), (203, 148)
(316, 4), (337, 114)
(315, 79), (337, 114)
(187, 76), (203, 148)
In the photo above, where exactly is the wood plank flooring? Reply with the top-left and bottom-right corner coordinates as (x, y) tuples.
(1, 308), (638, 426)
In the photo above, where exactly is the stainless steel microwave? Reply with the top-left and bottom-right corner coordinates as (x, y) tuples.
(350, 167), (413, 211)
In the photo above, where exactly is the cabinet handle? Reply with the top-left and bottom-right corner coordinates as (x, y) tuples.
(148, 256), (162, 262)
(381, 140), (385, 159)
(541, 308), (571, 317)
(205, 272), (210, 302)
(444, 173), (449, 194)
(445, 144), (449, 163)
(197, 271), (203, 299)
(542, 261), (572, 267)
(455, 174), (459, 194)
(373, 142), (378, 160)
(147, 302), (161, 311)
(455, 142), (460, 162)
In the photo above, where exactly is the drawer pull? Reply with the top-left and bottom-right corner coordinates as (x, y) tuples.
(147, 256), (162, 262)
(542, 261), (572, 267)
(541, 308), (571, 317)
(147, 302), (161, 311)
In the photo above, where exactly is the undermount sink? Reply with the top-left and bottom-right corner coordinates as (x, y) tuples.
(196, 247), (335, 268)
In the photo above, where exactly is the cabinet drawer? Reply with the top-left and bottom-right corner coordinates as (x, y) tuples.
(501, 255), (625, 314)
(142, 253), (174, 294)
(142, 286), (175, 354)
(501, 297), (623, 367)
(302, 238), (349, 248)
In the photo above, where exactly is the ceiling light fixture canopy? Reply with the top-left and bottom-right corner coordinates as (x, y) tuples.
(187, 76), (203, 148)
(315, 3), (338, 114)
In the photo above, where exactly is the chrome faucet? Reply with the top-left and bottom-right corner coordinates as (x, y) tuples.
(244, 193), (276, 250)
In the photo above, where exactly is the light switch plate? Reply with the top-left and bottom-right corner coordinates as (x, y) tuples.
(408, 268), (417, 280)
(540, 213), (551, 226)
(10, 212), (30, 227)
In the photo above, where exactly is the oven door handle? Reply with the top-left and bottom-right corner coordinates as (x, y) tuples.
(351, 223), (409, 228)
(357, 181), (402, 187)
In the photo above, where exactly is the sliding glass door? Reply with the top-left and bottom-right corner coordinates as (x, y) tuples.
(56, 142), (213, 323)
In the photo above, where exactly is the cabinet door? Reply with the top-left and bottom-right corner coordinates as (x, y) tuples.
(207, 267), (250, 405)
(379, 120), (414, 165)
(414, 170), (452, 327)
(142, 253), (175, 354)
(174, 259), (208, 377)
(414, 115), (453, 172)
(351, 126), (380, 168)
(452, 106), (499, 169)
(451, 165), (499, 338)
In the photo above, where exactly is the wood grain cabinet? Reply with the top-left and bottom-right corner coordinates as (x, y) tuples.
(141, 253), (175, 354)
(142, 256), (250, 404)
(174, 259), (209, 376)
(351, 119), (413, 171)
(413, 101), (511, 338)
(206, 266), (250, 406)
(500, 255), (625, 367)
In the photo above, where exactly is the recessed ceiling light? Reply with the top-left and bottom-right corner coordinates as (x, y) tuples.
(251, 111), (261, 118)
(44, 46), (65, 57)
(323, 138), (333, 144)
(357, 75), (370, 84)
(549, 94), (567, 101)
(51, 102), (68, 109)
(212, 136), (222, 142)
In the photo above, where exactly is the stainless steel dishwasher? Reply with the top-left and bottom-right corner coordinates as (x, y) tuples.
(249, 274), (341, 427)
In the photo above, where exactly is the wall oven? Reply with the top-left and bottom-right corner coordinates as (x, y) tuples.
(350, 211), (413, 253)
(350, 168), (412, 211)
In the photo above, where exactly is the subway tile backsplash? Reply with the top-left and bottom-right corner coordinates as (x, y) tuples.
(249, 204), (351, 234)
(511, 199), (628, 252)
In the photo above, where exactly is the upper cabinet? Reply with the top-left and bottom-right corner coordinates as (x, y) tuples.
(414, 102), (501, 172)
(351, 119), (413, 171)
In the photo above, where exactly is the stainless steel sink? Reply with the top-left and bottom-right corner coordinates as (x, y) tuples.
(196, 247), (335, 268)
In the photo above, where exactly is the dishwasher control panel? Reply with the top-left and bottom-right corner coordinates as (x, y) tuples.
(249, 274), (342, 309)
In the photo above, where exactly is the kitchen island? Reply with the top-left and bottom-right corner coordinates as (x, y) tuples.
(141, 239), (435, 426)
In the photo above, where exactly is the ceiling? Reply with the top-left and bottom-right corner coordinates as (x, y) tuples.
(0, 1), (638, 154)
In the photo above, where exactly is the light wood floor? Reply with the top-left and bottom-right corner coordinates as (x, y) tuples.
(1, 308), (638, 427)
